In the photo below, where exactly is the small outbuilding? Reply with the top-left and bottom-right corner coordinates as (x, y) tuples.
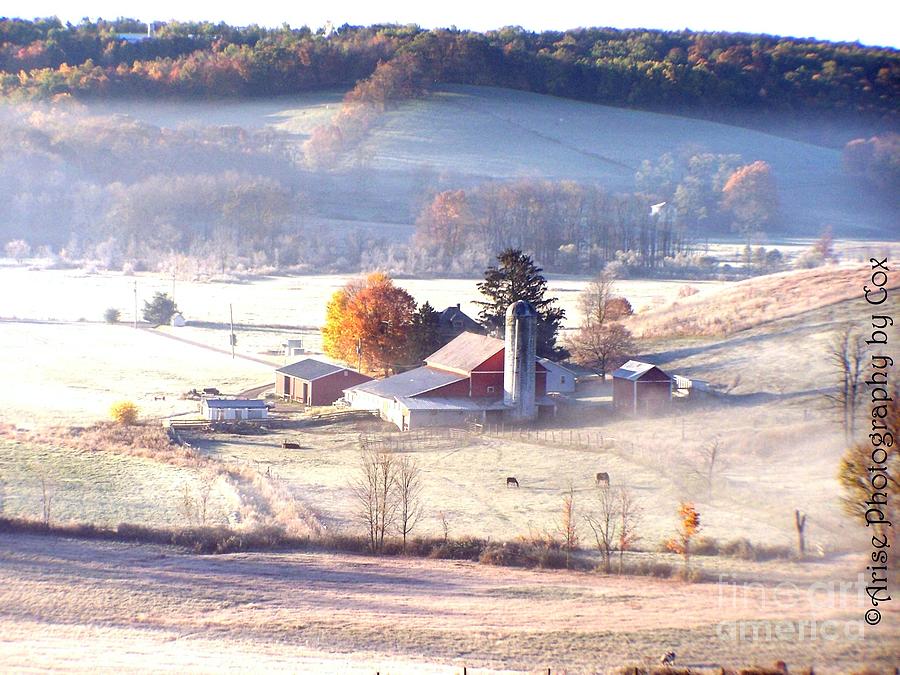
(538, 358), (577, 394)
(201, 398), (268, 422)
(612, 360), (673, 414)
(276, 358), (372, 406)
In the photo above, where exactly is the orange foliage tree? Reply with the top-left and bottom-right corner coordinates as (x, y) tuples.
(322, 272), (417, 376)
(666, 502), (701, 570)
(721, 160), (778, 237)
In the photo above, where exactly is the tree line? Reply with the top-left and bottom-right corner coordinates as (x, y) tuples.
(1, 19), (896, 125)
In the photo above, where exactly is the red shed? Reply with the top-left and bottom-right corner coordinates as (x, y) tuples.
(612, 360), (673, 414)
(275, 358), (372, 406)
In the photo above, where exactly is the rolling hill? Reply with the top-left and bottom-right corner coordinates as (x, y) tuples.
(89, 85), (894, 238)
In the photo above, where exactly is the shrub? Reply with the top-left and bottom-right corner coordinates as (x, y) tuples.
(110, 400), (139, 425)
(678, 284), (699, 298)
(103, 307), (120, 324)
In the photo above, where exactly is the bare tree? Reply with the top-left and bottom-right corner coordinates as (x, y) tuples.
(584, 485), (618, 573)
(39, 475), (55, 527)
(558, 483), (579, 568)
(826, 325), (867, 439)
(696, 437), (723, 496)
(394, 455), (423, 550)
(179, 484), (196, 525)
(794, 509), (807, 557)
(197, 471), (217, 526)
(350, 446), (397, 553)
(568, 269), (636, 377)
(617, 488), (641, 574)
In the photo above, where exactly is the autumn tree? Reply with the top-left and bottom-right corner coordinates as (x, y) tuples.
(475, 249), (567, 359)
(838, 384), (898, 558)
(414, 189), (471, 256)
(666, 502), (701, 572)
(322, 272), (417, 376)
(110, 400), (138, 425)
(721, 160), (778, 239)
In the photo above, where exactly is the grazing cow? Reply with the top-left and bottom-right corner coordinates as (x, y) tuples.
(660, 651), (676, 667)
(282, 441), (302, 450)
(506, 476), (519, 488)
(596, 471), (610, 486)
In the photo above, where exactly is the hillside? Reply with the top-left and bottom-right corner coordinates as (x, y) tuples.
(627, 263), (900, 338)
(85, 86), (896, 239)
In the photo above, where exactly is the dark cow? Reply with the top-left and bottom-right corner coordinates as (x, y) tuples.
(596, 472), (610, 486)
(282, 441), (302, 450)
(660, 651), (676, 666)
(506, 476), (519, 488)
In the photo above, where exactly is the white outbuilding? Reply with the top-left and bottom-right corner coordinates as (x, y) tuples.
(538, 358), (577, 394)
(201, 398), (268, 422)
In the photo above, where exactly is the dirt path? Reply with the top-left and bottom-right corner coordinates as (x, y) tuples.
(139, 326), (279, 367)
(0, 534), (895, 673)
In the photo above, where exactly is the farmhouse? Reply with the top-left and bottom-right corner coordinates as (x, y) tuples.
(539, 358), (577, 394)
(275, 358), (372, 406)
(612, 360), (673, 414)
(344, 301), (555, 430)
(437, 304), (483, 343)
(201, 398), (268, 422)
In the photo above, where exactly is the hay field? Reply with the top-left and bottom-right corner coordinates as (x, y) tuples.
(2, 533), (895, 673)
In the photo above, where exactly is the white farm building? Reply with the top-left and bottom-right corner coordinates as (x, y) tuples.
(201, 398), (268, 422)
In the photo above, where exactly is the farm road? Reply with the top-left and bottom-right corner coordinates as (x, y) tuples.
(139, 326), (278, 368)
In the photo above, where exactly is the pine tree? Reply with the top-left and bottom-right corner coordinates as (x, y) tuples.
(475, 249), (567, 359)
(406, 301), (442, 365)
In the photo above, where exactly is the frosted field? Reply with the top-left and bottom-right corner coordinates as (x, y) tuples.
(0, 441), (238, 527)
(0, 321), (272, 428)
(0, 264), (729, 329)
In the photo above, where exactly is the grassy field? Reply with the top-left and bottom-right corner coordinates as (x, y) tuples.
(1, 534), (895, 673)
(0, 440), (238, 527)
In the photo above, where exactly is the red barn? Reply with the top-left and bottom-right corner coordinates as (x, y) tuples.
(344, 332), (550, 430)
(612, 360), (673, 414)
(275, 358), (372, 406)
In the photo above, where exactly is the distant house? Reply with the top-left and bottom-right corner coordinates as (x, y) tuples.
(612, 361), (673, 414)
(283, 338), (304, 358)
(437, 304), (483, 343)
(201, 398), (268, 422)
(275, 358), (372, 406)
(539, 358), (577, 394)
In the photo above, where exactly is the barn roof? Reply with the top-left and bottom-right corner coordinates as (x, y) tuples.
(344, 366), (466, 399)
(425, 332), (504, 374)
(276, 358), (347, 381)
(612, 360), (672, 382)
(203, 398), (267, 409)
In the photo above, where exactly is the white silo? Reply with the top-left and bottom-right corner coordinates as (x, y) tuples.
(503, 300), (537, 421)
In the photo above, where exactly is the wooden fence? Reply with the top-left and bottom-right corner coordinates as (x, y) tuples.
(481, 424), (612, 450)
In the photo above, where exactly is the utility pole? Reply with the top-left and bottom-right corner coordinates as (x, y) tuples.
(229, 304), (236, 359)
(172, 268), (176, 304)
(356, 337), (362, 373)
(133, 280), (137, 329)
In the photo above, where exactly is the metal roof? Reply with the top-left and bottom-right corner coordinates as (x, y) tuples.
(344, 366), (466, 398)
(276, 358), (348, 381)
(612, 360), (672, 382)
(538, 358), (576, 376)
(203, 398), (267, 409)
(425, 331), (504, 374)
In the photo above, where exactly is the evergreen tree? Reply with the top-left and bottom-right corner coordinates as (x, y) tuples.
(475, 248), (567, 359)
(142, 292), (178, 326)
(406, 301), (442, 365)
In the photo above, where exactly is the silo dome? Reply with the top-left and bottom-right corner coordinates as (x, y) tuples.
(506, 300), (537, 319)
